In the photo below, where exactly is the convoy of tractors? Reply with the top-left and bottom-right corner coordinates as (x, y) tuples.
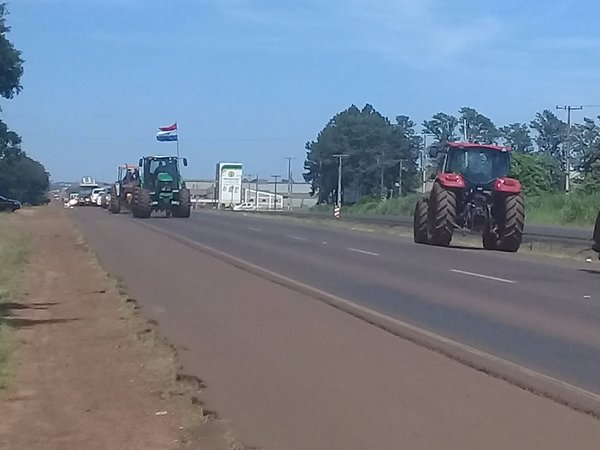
(68, 155), (191, 219)
(60, 144), (600, 256)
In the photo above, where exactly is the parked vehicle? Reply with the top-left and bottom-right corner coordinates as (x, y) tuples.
(91, 187), (108, 206)
(232, 202), (257, 211)
(0, 195), (21, 212)
(414, 142), (525, 252)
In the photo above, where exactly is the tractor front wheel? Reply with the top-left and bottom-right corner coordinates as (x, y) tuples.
(413, 198), (429, 244)
(173, 188), (191, 218)
(427, 183), (456, 247)
(132, 187), (152, 218)
(109, 185), (120, 214)
(496, 193), (525, 252)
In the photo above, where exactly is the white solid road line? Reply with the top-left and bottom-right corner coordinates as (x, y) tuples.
(347, 247), (380, 257)
(287, 235), (308, 241)
(247, 227), (262, 232)
(450, 269), (515, 284)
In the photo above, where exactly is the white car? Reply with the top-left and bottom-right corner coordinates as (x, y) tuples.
(90, 187), (107, 206)
(232, 202), (257, 211)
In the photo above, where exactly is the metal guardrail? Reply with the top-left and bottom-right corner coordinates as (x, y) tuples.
(260, 209), (593, 245)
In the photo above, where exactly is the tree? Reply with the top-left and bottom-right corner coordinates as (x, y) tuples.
(304, 104), (419, 203)
(422, 112), (458, 145)
(458, 107), (501, 144)
(499, 123), (533, 152)
(0, 3), (24, 100)
(530, 110), (567, 165)
(510, 152), (553, 195)
(571, 117), (600, 175)
(0, 152), (49, 204)
(0, 3), (49, 203)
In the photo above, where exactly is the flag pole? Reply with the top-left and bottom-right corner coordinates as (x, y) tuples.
(176, 121), (180, 159)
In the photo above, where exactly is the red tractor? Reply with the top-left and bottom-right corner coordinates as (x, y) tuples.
(414, 142), (525, 252)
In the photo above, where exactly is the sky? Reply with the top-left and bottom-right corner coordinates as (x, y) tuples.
(2, 0), (600, 182)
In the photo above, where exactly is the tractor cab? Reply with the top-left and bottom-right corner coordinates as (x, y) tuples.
(139, 156), (187, 190)
(443, 143), (511, 189)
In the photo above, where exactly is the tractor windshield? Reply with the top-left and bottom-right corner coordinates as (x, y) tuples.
(149, 159), (178, 177)
(446, 147), (510, 185)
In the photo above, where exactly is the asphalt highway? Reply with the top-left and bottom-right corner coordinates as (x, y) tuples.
(76, 208), (600, 394)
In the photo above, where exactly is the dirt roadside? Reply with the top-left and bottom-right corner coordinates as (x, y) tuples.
(0, 207), (230, 450)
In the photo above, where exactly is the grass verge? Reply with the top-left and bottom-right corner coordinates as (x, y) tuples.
(313, 192), (600, 227)
(0, 219), (31, 388)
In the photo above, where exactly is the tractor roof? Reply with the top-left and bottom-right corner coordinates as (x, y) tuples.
(447, 142), (510, 152)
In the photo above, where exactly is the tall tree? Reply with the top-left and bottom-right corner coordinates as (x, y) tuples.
(529, 110), (567, 165)
(422, 112), (458, 145)
(571, 116), (600, 174)
(0, 3), (49, 202)
(499, 123), (533, 152)
(0, 3), (23, 100)
(458, 107), (501, 144)
(304, 104), (419, 203)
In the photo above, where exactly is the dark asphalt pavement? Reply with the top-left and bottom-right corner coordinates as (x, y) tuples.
(75, 208), (600, 395)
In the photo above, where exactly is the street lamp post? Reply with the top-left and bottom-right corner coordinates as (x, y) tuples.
(556, 105), (583, 193)
(271, 175), (281, 210)
(332, 154), (348, 207)
(284, 156), (296, 210)
(421, 132), (435, 194)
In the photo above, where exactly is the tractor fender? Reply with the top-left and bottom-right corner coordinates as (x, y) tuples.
(494, 177), (522, 194)
(436, 173), (465, 189)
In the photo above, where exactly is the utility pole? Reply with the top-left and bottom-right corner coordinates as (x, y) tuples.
(556, 105), (583, 193)
(377, 153), (385, 201)
(398, 160), (405, 197)
(332, 154), (348, 207)
(463, 118), (469, 142)
(271, 175), (281, 210)
(421, 132), (435, 194)
(255, 174), (259, 209)
(284, 156), (296, 210)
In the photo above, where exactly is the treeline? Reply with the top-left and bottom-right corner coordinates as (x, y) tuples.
(304, 104), (600, 202)
(0, 3), (49, 204)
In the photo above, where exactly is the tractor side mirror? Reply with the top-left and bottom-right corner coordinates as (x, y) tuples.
(182, 158), (188, 167)
(138, 158), (143, 167)
(428, 146), (438, 158)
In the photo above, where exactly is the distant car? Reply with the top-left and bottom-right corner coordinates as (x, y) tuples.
(90, 187), (107, 206)
(78, 188), (94, 206)
(232, 202), (257, 211)
(0, 195), (21, 212)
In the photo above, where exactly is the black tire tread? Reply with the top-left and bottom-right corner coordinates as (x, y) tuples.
(413, 198), (428, 244)
(172, 188), (191, 218)
(497, 193), (525, 252)
(428, 183), (456, 246)
(132, 187), (152, 218)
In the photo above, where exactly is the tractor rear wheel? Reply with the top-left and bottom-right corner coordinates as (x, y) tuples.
(592, 210), (600, 253)
(132, 187), (152, 218)
(173, 188), (191, 218)
(413, 198), (429, 244)
(427, 183), (456, 247)
(496, 193), (525, 252)
(109, 185), (120, 214)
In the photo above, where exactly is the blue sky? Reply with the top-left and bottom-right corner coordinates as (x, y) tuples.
(3, 0), (600, 181)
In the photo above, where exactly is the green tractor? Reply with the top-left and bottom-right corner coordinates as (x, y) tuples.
(131, 156), (191, 218)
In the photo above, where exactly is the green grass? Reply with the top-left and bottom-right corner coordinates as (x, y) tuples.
(0, 223), (30, 389)
(313, 192), (600, 227)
